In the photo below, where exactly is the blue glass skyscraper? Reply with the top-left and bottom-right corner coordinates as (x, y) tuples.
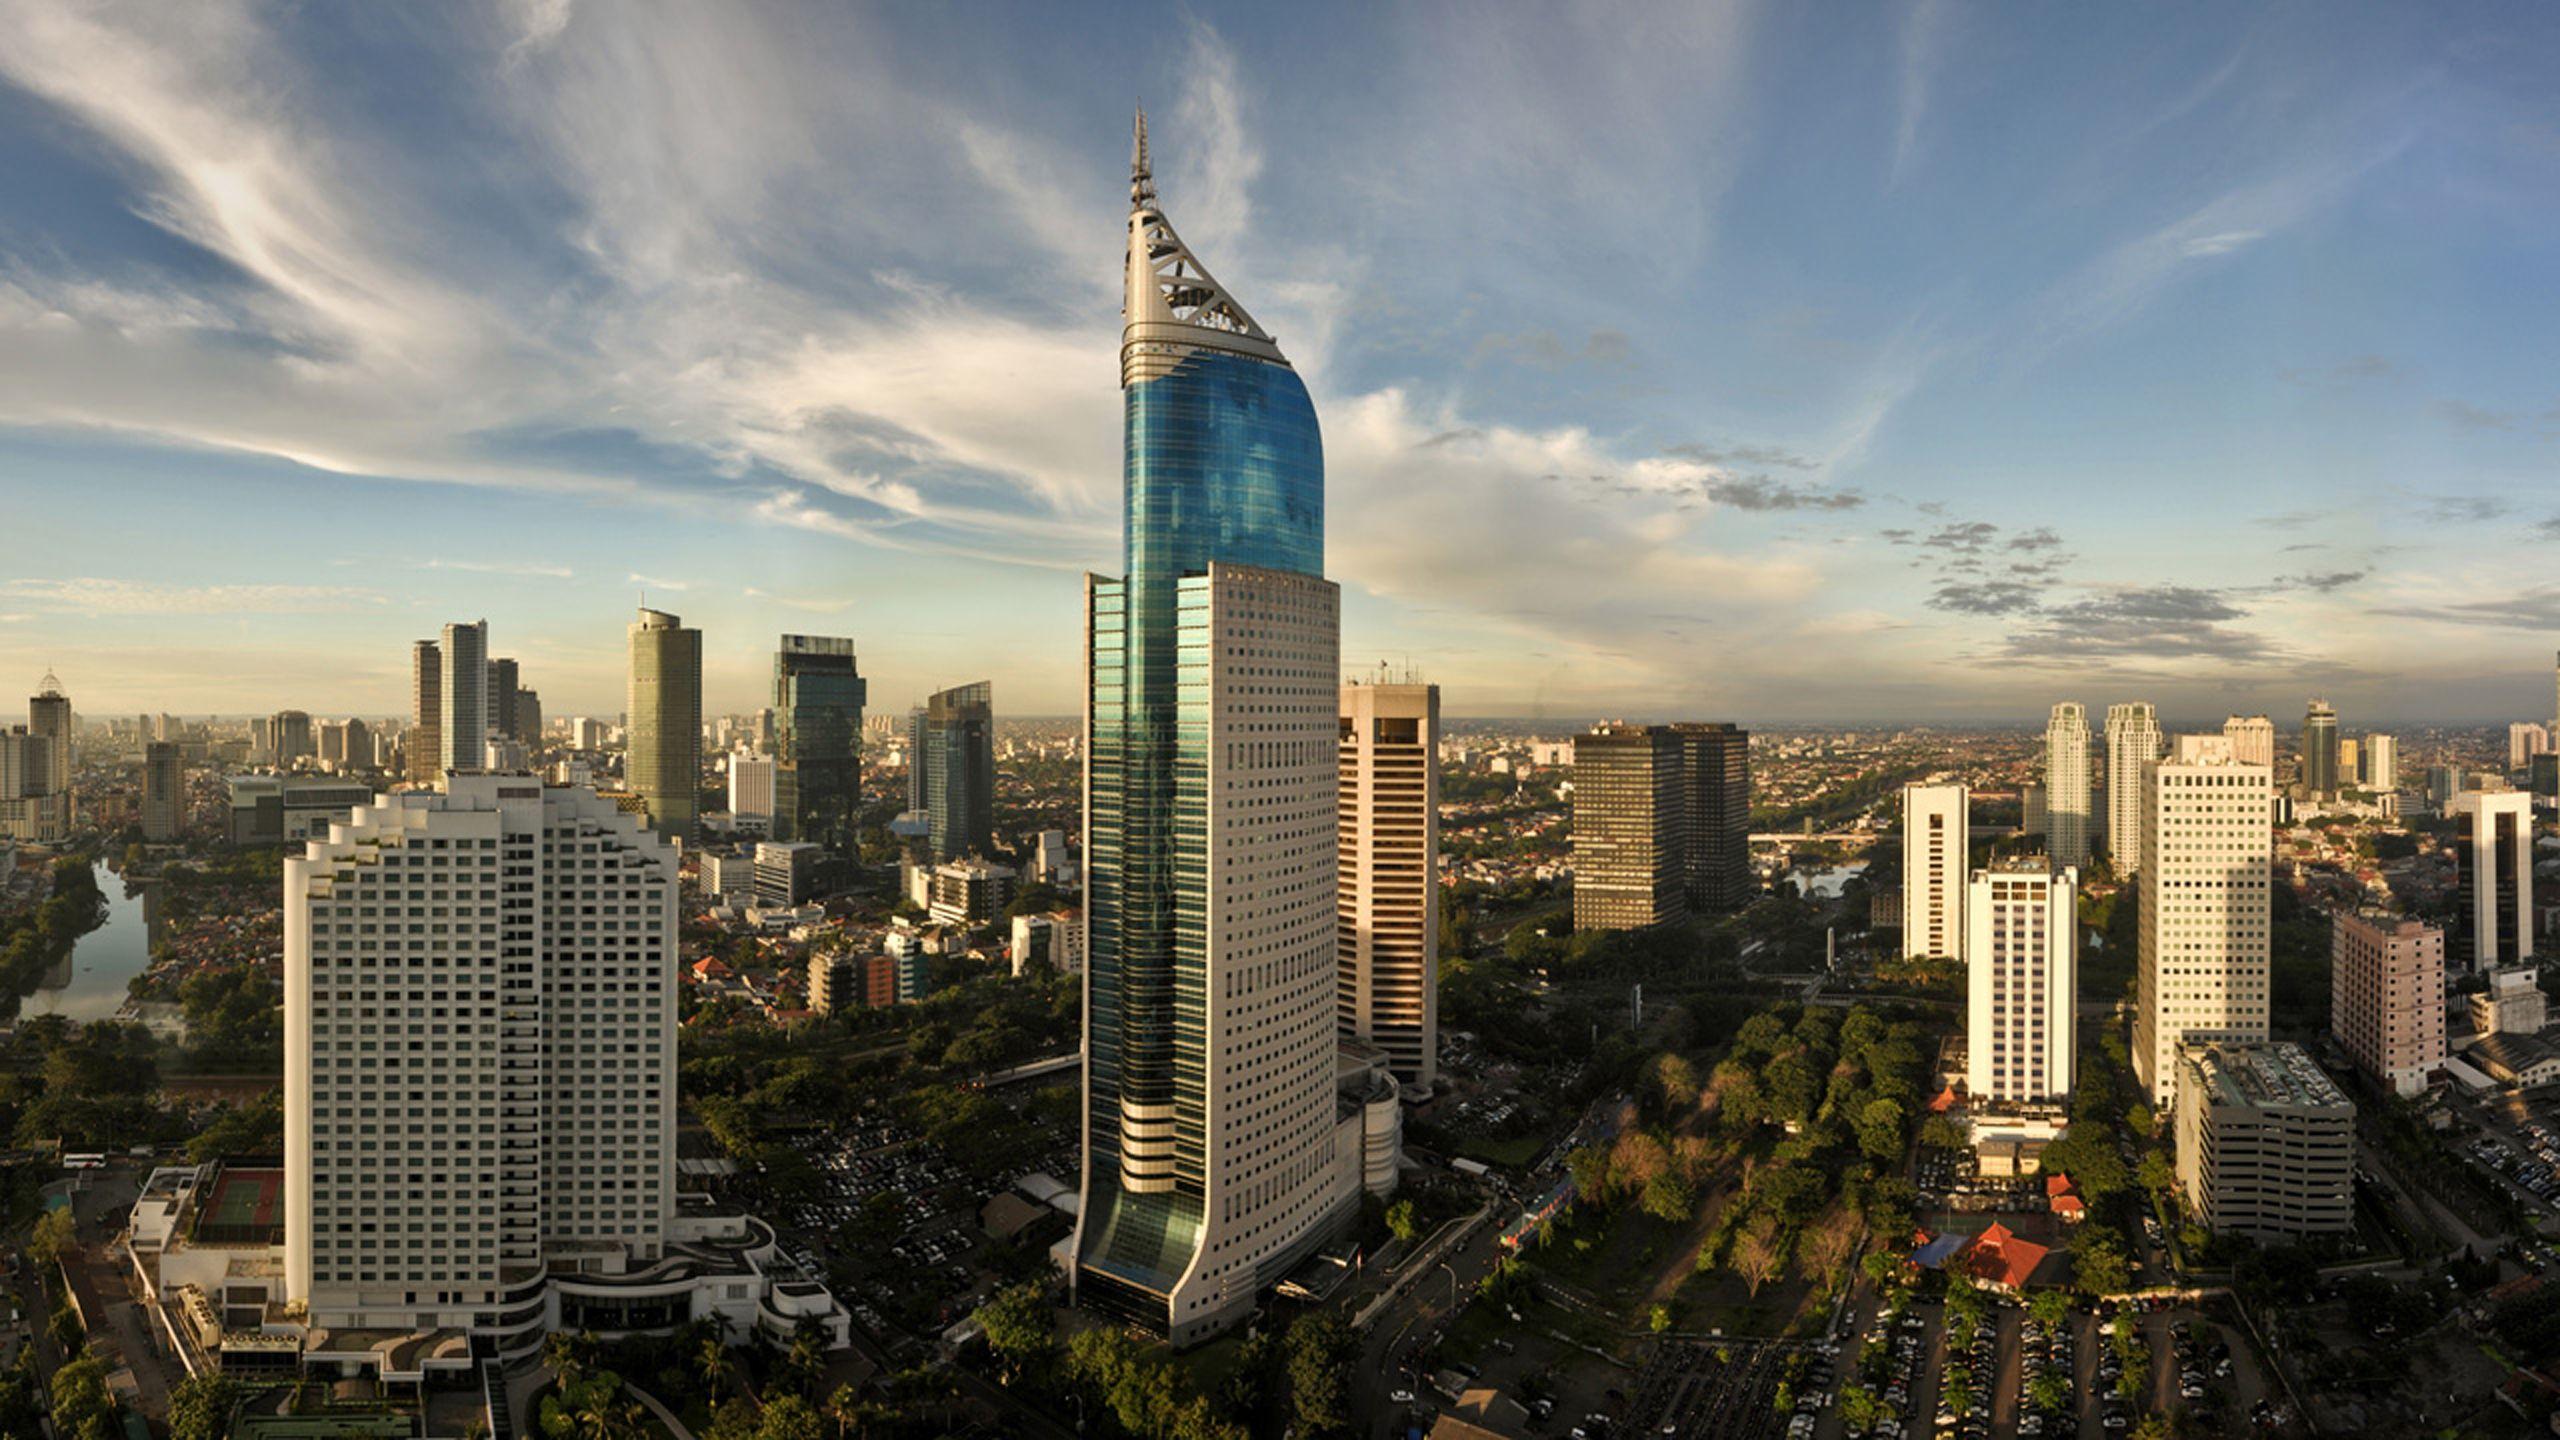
(1074, 114), (1360, 1343)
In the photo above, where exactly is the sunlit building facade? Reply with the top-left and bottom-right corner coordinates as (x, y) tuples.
(1076, 115), (1361, 1345)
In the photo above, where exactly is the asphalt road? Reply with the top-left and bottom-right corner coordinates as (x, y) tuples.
(1352, 1202), (1513, 1436)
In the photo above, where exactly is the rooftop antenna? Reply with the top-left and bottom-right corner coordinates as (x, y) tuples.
(1131, 105), (1155, 209)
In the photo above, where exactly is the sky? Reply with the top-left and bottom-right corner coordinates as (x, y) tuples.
(1, 1), (2558, 727)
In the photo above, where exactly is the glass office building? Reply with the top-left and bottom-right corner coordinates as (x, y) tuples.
(1075, 114), (1356, 1343)
(772, 635), (866, 851)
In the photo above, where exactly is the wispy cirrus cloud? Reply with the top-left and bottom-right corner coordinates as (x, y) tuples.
(0, 577), (387, 614)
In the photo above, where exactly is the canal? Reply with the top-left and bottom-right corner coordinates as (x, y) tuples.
(28, 862), (158, 1024)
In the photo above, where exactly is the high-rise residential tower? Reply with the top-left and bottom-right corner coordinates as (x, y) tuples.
(627, 608), (703, 845)
(2330, 911), (2444, 1097)
(1338, 679), (1440, 1089)
(1965, 860), (2077, 1105)
(408, 639), (443, 785)
(271, 710), (315, 767)
(772, 635), (867, 851)
(1075, 115), (1358, 1344)
(2450, 790), (2534, 973)
(2104, 702), (2162, 874)
(2043, 703), (2093, 869)
(2511, 723), (2552, 772)
(142, 741), (184, 842)
(490, 657), (522, 739)
(921, 681), (995, 862)
(439, 621), (488, 773)
(1901, 783), (1968, 962)
(2132, 735), (2272, 1109)
(2222, 714), (2276, 769)
(2301, 698), (2340, 800)
(284, 777), (677, 1349)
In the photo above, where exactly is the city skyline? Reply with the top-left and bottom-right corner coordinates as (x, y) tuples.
(5, 5), (2560, 722)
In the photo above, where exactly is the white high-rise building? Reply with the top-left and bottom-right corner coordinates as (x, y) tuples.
(439, 620), (489, 774)
(1339, 679), (1440, 1090)
(2044, 703), (2093, 870)
(1965, 860), (2077, 1105)
(2221, 715), (2276, 769)
(2361, 733), (2397, 793)
(1900, 783), (1968, 962)
(2105, 702), (2163, 874)
(2511, 723), (2552, 772)
(2132, 735), (2272, 1109)
(285, 777), (676, 1348)
(727, 749), (775, 831)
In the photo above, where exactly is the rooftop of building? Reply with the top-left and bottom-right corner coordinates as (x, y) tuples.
(2184, 1041), (2351, 1113)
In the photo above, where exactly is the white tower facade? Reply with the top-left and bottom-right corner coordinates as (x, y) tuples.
(2104, 702), (2163, 874)
(2361, 733), (2397, 792)
(2221, 715), (2275, 769)
(2132, 735), (2272, 1109)
(285, 777), (676, 1350)
(1900, 783), (1968, 962)
(1965, 861), (2077, 1105)
(2044, 703), (2093, 870)
(1339, 679), (1440, 1089)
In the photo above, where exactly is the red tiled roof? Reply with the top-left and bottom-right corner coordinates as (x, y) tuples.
(1960, 1221), (2048, 1290)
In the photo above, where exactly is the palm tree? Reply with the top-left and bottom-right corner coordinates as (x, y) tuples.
(825, 1383), (862, 1440)
(696, 1334), (728, 1403)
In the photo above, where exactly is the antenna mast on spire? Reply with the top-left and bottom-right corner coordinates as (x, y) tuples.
(1131, 106), (1155, 209)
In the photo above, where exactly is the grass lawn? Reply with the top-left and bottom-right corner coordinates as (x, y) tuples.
(1453, 1132), (1547, 1168)
(1526, 1209), (1683, 1312)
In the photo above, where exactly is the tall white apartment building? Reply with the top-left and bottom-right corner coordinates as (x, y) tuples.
(1900, 783), (1968, 962)
(285, 776), (676, 1349)
(2044, 703), (2093, 869)
(439, 621), (489, 774)
(2132, 735), (2272, 1109)
(2104, 702), (2163, 874)
(2221, 715), (2276, 769)
(727, 749), (775, 831)
(1338, 679), (1440, 1090)
(2361, 733), (2397, 792)
(1965, 861), (2077, 1105)
(2512, 723), (2553, 772)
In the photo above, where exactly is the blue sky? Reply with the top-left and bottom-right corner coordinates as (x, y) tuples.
(1, 1), (2557, 725)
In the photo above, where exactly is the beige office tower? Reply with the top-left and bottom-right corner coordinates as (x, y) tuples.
(1900, 784), (1968, 961)
(2043, 703), (2093, 869)
(2362, 733), (2397, 792)
(1965, 861), (2077, 1105)
(439, 622), (487, 773)
(1338, 680), (1440, 1090)
(284, 777), (676, 1353)
(2329, 911), (2444, 1097)
(628, 608), (703, 845)
(2104, 702), (2162, 874)
(142, 741), (184, 842)
(2132, 735), (2272, 1109)
(407, 640), (442, 785)
(2221, 715), (2275, 769)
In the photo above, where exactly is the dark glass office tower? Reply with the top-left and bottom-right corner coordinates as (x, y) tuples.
(920, 680), (993, 861)
(771, 635), (866, 852)
(1075, 113), (1347, 1345)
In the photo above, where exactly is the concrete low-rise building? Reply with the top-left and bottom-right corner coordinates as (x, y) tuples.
(2472, 964), (2548, 1037)
(2174, 1041), (2355, 1242)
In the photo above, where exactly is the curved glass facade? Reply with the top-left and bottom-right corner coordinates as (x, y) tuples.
(1084, 346), (1324, 1302)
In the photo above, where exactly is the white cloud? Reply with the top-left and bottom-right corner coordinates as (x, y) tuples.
(418, 558), (576, 579)
(0, 578), (387, 614)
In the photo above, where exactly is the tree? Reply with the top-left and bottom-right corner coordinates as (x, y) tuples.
(1385, 1198), (1419, 1244)
(1732, 1213), (1786, 1297)
(1648, 1303), (1672, 1334)
(1639, 1171), (1695, 1224)
(2029, 1288), (2070, 1330)
(1798, 1206), (1861, 1290)
(756, 1395), (826, 1440)
(169, 1372), (243, 1440)
(1651, 1052), (1701, 1116)
(26, 1207), (74, 1268)
(2074, 1230), (2131, 1297)
(977, 1281), (1054, 1381)
(1285, 1312), (1354, 1436)
(2028, 1369), (2071, 1415)
(2137, 1150), (2175, 1199)
(49, 1353), (119, 1440)
(697, 1335), (730, 1402)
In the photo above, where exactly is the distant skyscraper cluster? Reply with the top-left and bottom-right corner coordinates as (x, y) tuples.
(2, 671), (75, 843)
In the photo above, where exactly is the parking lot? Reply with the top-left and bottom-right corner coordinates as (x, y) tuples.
(1627, 1336), (1799, 1439)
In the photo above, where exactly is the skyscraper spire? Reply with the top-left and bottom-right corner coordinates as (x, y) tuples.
(1131, 106), (1154, 209)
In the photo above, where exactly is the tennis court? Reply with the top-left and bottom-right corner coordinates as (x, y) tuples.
(195, 1165), (286, 1245)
